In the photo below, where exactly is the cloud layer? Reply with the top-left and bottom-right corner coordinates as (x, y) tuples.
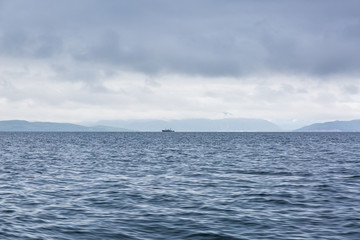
(1, 0), (360, 78)
(0, 0), (359, 125)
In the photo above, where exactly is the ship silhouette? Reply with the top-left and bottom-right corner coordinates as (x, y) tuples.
(162, 128), (175, 132)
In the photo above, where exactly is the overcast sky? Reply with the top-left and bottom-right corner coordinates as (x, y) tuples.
(0, 0), (359, 125)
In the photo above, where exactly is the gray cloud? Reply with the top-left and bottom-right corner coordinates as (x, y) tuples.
(0, 30), (63, 58)
(0, 0), (359, 78)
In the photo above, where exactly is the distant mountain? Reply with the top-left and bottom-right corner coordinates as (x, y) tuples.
(0, 120), (132, 132)
(294, 120), (360, 132)
(90, 118), (282, 132)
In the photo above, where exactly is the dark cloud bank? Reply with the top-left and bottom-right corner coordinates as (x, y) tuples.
(0, 0), (359, 78)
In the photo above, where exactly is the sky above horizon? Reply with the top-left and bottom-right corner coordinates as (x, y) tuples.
(0, 0), (359, 127)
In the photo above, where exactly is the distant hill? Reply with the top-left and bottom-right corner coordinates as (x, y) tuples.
(0, 120), (132, 132)
(91, 118), (282, 132)
(294, 120), (360, 132)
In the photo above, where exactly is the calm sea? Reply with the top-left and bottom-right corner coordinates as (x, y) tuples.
(0, 132), (359, 240)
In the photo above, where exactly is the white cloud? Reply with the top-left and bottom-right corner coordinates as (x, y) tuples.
(1, 59), (360, 123)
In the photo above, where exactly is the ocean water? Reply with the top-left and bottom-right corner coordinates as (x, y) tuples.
(0, 132), (359, 240)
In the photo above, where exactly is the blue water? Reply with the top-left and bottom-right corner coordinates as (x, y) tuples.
(0, 132), (359, 240)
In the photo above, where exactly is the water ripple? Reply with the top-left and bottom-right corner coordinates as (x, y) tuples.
(0, 132), (359, 239)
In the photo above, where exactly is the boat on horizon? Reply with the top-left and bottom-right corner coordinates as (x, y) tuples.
(162, 128), (175, 132)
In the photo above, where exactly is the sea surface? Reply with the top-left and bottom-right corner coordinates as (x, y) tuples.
(0, 132), (359, 240)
